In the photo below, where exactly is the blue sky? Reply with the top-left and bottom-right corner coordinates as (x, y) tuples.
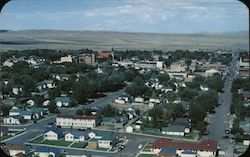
(0, 0), (248, 33)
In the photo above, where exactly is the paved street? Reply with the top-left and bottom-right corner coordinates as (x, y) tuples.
(203, 52), (239, 156)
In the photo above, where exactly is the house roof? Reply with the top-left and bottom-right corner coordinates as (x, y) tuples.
(57, 115), (101, 120)
(152, 138), (217, 152)
(172, 118), (190, 127)
(159, 147), (177, 155)
(243, 134), (250, 140)
(45, 127), (64, 138)
(21, 111), (33, 116)
(55, 97), (71, 103)
(9, 115), (24, 121)
(37, 80), (54, 85)
(162, 125), (186, 132)
(66, 130), (89, 138)
(34, 146), (60, 154)
(3, 144), (25, 150)
(9, 108), (21, 113)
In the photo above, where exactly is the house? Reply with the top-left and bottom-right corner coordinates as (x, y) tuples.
(240, 120), (250, 134)
(149, 97), (161, 104)
(134, 97), (144, 103)
(243, 134), (250, 146)
(20, 111), (33, 120)
(44, 127), (64, 140)
(55, 96), (72, 107)
(158, 147), (177, 157)
(204, 68), (221, 77)
(3, 115), (24, 125)
(60, 55), (73, 63)
(152, 138), (217, 157)
(79, 53), (95, 65)
(1, 144), (26, 157)
(200, 85), (209, 91)
(56, 115), (102, 128)
(12, 86), (23, 95)
(87, 133), (116, 149)
(9, 107), (21, 116)
(161, 125), (186, 136)
(98, 51), (114, 60)
(65, 153), (91, 157)
(241, 91), (250, 100)
(65, 130), (90, 142)
(29, 107), (47, 118)
(170, 60), (187, 72)
(37, 80), (55, 90)
(26, 99), (35, 107)
(0, 126), (8, 137)
(33, 146), (61, 157)
(96, 133), (116, 149)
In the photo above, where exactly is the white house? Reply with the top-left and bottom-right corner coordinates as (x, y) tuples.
(55, 96), (72, 108)
(37, 80), (56, 90)
(135, 97), (144, 103)
(44, 127), (64, 141)
(12, 86), (23, 95)
(2, 144), (25, 157)
(3, 116), (24, 125)
(56, 115), (101, 128)
(243, 134), (250, 146)
(149, 98), (160, 104)
(200, 85), (209, 91)
(161, 125), (186, 136)
(65, 131), (89, 142)
(33, 146), (60, 157)
(9, 107), (21, 116)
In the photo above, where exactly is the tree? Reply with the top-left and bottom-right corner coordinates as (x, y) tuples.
(158, 73), (170, 84)
(48, 101), (58, 113)
(189, 103), (206, 127)
(125, 77), (150, 97)
(0, 104), (11, 116)
(148, 105), (163, 129)
(100, 104), (118, 117)
(205, 74), (224, 92)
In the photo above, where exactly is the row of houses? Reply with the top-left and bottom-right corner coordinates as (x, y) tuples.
(56, 115), (102, 128)
(44, 127), (116, 149)
(152, 138), (218, 157)
(3, 107), (47, 125)
(1, 144), (91, 157)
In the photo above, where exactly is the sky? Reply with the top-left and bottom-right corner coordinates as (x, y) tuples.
(0, 0), (248, 33)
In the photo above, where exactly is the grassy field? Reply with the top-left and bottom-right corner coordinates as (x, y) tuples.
(0, 30), (248, 51)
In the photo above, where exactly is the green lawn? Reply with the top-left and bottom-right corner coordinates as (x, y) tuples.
(70, 142), (87, 148)
(29, 136), (71, 147)
(142, 127), (198, 140)
(1, 135), (13, 141)
(41, 139), (72, 147)
(29, 135), (44, 143)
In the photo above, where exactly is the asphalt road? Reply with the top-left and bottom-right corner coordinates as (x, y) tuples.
(5, 88), (125, 144)
(59, 88), (125, 115)
(203, 52), (239, 156)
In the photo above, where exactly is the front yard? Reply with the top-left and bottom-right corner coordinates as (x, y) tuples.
(28, 135), (116, 152)
(142, 127), (199, 140)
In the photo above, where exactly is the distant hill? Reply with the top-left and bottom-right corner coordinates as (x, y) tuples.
(0, 30), (248, 51)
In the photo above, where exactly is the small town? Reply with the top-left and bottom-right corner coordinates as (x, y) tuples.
(0, 0), (249, 157)
(0, 48), (249, 157)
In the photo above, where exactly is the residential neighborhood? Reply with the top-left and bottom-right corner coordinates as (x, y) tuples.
(0, 0), (249, 157)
